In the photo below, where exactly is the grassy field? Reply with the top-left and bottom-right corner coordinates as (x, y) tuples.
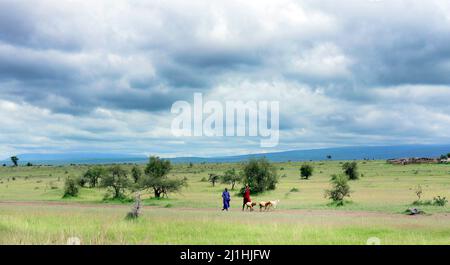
(1, 160), (450, 244)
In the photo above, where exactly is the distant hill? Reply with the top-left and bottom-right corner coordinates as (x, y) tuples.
(0, 152), (147, 166)
(168, 144), (450, 163)
(1, 144), (449, 165)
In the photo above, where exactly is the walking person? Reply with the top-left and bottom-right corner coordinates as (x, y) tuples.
(242, 184), (251, 211)
(222, 188), (231, 211)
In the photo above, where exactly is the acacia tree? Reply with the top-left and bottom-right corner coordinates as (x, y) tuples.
(221, 168), (241, 190)
(83, 166), (106, 187)
(10, 156), (19, 167)
(100, 165), (131, 199)
(208, 173), (220, 187)
(139, 156), (186, 198)
(300, 164), (314, 180)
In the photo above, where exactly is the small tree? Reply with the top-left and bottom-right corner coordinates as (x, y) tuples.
(83, 166), (106, 188)
(342, 161), (359, 180)
(100, 165), (131, 199)
(10, 156), (19, 167)
(139, 156), (186, 198)
(325, 174), (351, 206)
(131, 165), (142, 183)
(208, 173), (220, 187)
(221, 168), (241, 190)
(300, 164), (314, 180)
(241, 158), (278, 194)
(63, 177), (79, 198)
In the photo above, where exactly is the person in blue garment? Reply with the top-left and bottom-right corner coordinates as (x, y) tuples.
(222, 188), (231, 211)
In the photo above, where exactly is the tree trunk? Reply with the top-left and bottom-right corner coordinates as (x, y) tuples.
(154, 188), (161, 198)
(114, 186), (120, 198)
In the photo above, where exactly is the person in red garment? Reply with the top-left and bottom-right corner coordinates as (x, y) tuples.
(242, 184), (251, 211)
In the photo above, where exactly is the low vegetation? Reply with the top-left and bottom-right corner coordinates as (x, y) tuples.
(342, 161), (359, 180)
(324, 174), (351, 206)
(63, 176), (79, 198)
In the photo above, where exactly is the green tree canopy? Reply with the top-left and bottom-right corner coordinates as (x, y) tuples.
(139, 156), (186, 198)
(221, 168), (242, 190)
(100, 165), (131, 199)
(241, 158), (278, 194)
(83, 166), (107, 187)
(300, 164), (314, 180)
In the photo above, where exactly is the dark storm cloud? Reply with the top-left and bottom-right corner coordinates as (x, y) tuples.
(2, 0), (450, 158)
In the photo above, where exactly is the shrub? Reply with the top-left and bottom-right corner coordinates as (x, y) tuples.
(300, 164), (314, 180)
(200, 177), (207, 182)
(342, 162), (359, 180)
(63, 177), (79, 198)
(325, 174), (351, 206)
(290, 187), (299, 192)
(412, 200), (432, 206)
(433, 196), (448, 206)
(240, 158), (278, 194)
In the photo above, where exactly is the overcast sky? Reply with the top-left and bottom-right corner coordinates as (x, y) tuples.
(1, 0), (450, 159)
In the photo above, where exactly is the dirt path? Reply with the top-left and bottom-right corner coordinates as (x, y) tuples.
(2, 200), (448, 220)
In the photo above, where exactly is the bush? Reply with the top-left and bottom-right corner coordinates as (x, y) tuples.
(208, 173), (220, 187)
(325, 174), (351, 206)
(83, 166), (107, 188)
(300, 164), (313, 180)
(433, 196), (448, 206)
(63, 177), (79, 198)
(290, 187), (299, 192)
(342, 162), (359, 180)
(240, 158), (278, 194)
(221, 168), (242, 190)
(412, 200), (432, 206)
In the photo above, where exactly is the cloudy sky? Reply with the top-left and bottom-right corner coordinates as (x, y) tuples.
(1, 0), (450, 159)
